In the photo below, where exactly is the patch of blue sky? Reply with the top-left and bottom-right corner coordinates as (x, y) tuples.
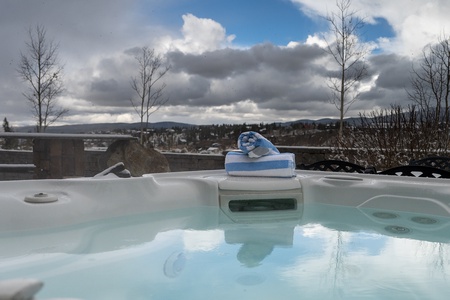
(140, 0), (322, 46)
(138, 0), (395, 48)
(363, 17), (395, 41)
(363, 17), (395, 54)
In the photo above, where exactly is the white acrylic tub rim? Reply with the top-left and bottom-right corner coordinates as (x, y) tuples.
(2, 170), (450, 299)
(1, 170), (450, 233)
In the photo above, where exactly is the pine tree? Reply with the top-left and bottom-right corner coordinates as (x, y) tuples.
(2, 117), (18, 149)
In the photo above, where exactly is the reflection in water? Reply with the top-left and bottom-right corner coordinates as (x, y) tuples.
(2, 205), (450, 299)
(328, 231), (345, 295)
(418, 241), (450, 276)
(237, 243), (274, 268)
(225, 226), (295, 268)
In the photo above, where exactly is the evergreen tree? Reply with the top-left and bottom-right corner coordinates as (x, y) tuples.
(2, 118), (18, 149)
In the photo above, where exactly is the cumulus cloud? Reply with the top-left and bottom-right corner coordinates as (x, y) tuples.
(168, 48), (258, 79)
(370, 54), (412, 90)
(166, 13), (236, 54)
(1, 0), (449, 127)
(165, 42), (329, 112)
(290, 0), (450, 56)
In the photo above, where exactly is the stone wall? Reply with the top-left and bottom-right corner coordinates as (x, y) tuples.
(85, 150), (104, 177)
(33, 139), (85, 179)
(163, 152), (225, 172)
(0, 146), (333, 180)
(163, 147), (333, 172)
(0, 164), (35, 180)
(0, 150), (34, 180)
(0, 150), (33, 164)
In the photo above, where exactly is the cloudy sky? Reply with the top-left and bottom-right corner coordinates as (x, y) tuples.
(1, 0), (450, 127)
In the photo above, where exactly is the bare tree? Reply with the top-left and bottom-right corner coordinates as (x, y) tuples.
(409, 35), (450, 129)
(324, 0), (369, 139)
(130, 47), (170, 144)
(335, 104), (449, 169)
(334, 34), (450, 169)
(17, 25), (67, 132)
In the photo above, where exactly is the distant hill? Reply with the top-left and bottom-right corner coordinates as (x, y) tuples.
(16, 121), (197, 133)
(289, 117), (360, 125)
(289, 118), (337, 125)
(15, 118), (359, 133)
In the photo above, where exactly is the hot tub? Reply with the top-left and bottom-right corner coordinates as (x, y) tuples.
(1, 170), (450, 299)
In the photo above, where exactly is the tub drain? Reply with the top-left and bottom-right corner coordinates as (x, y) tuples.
(24, 193), (58, 203)
(385, 225), (410, 234)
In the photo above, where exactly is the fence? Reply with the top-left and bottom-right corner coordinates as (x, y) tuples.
(0, 133), (136, 179)
(0, 143), (333, 180)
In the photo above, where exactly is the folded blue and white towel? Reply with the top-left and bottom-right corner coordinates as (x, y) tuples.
(238, 131), (280, 158)
(225, 151), (296, 177)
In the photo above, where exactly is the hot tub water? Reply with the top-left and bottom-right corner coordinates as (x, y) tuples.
(1, 203), (449, 300)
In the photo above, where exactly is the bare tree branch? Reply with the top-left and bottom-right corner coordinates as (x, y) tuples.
(130, 47), (171, 144)
(17, 25), (67, 132)
(408, 35), (450, 127)
(323, 0), (369, 139)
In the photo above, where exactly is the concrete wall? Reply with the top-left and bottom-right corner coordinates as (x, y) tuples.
(0, 146), (333, 180)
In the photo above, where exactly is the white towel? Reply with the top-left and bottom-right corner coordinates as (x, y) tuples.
(225, 151), (296, 177)
(238, 131), (280, 158)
